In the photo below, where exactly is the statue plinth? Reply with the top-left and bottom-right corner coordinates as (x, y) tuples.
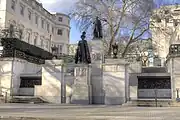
(88, 39), (105, 104)
(89, 39), (104, 63)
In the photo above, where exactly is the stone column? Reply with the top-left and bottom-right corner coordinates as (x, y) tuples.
(166, 57), (179, 100)
(103, 59), (128, 105)
(71, 64), (92, 104)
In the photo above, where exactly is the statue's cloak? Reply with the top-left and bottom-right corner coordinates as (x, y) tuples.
(75, 40), (91, 64)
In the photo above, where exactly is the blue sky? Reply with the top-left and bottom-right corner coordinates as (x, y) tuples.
(40, 0), (180, 44)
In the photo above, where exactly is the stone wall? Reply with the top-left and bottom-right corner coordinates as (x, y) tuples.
(12, 58), (42, 96)
(70, 65), (91, 104)
(35, 60), (73, 103)
(103, 59), (128, 105)
(128, 62), (142, 100)
(167, 57), (180, 99)
(0, 58), (42, 96)
(0, 58), (13, 96)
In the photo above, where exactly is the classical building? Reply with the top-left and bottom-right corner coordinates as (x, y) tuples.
(0, 0), (70, 54)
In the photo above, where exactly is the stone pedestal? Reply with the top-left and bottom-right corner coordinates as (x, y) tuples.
(89, 39), (104, 104)
(71, 65), (92, 104)
(103, 59), (129, 105)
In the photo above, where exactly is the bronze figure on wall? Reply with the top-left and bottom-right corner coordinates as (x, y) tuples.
(93, 17), (103, 39)
(75, 32), (91, 64)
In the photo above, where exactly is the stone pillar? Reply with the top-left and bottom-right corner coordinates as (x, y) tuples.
(166, 57), (180, 100)
(103, 59), (128, 105)
(89, 39), (104, 104)
(71, 64), (92, 104)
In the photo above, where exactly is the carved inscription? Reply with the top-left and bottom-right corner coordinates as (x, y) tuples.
(91, 53), (101, 61)
(103, 65), (124, 72)
(75, 67), (87, 76)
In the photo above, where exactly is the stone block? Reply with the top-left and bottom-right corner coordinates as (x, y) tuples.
(70, 66), (91, 104)
(103, 59), (127, 105)
(71, 84), (92, 104)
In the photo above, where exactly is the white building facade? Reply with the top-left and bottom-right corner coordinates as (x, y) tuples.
(0, 0), (70, 54)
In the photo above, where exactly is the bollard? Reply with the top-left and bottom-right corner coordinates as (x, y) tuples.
(5, 92), (7, 103)
(176, 88), (179, 99)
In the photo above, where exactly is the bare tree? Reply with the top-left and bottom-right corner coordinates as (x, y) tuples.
(70, 0), (154, 57)
(150, 5), (180, 58)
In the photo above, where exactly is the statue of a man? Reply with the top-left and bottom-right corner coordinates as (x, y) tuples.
(93, 17), (103, 39)
(75, 32), (91, 64)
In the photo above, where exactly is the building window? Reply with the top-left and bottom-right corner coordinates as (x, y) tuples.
(45, 41), (49, 49)
(34, 36), (37, 45)
(11, 0), (16, 10)
(47, 23), (49, 32)
(174, 19), (178, 26)
(52, 27), (54, 34)
(20, 5), (25, 16)
(57, 29), (63, 35)
(27, 32), (31, 43)
(58, 45), (63, 54)
(28, 10), (32, 20)
(9, 24), (14, 37)
(41, 19), (44, 29)
(41, 39), (44, 47)
(35, 15), (38, 25)
(59, 17), (63, 22)
(19, 29), (23, 40)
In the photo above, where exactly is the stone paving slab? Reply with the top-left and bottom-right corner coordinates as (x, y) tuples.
(0, 104), (179, 119)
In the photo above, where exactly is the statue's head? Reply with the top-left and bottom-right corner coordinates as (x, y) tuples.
(81, 35), (85, 40)
(96, 16), (99, 20)
(81, 31), (86, 40)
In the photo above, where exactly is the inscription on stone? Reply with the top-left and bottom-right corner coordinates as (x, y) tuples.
(103, 65), (124, 72)
(91, 53), (101, 61)
(75, 67), (87, 76)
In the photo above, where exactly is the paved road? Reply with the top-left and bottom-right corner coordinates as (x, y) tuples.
(0, 104), (179, 119)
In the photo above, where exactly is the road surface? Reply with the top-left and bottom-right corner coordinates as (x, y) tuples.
(0, 104), (179, 119)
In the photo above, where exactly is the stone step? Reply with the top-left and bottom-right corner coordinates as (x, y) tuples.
(122, 100), (172, 107)
(10, 96), (48, 104)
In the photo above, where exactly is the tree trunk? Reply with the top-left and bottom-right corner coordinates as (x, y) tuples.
(107, 36), (114, 56)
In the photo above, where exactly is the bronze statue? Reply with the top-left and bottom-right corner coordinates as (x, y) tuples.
(75, 32), (91, 64)
(112, 43), (118, 59)
(93, 17), (103, 39)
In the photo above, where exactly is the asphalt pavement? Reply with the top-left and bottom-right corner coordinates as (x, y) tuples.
(0, 104), (179, 119)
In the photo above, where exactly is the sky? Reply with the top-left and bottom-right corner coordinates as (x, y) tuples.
(40, 0), (180, 44)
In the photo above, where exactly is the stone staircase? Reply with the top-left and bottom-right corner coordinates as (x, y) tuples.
(9, 96), (48, 104)
(122, 100), (173, 107)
